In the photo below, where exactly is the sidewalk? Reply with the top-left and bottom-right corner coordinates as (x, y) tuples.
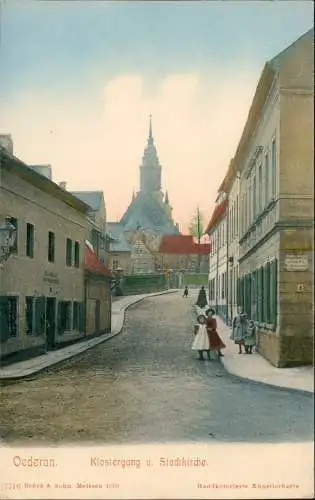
(216, 316), (314, 394)
(0, 289), (177, 381)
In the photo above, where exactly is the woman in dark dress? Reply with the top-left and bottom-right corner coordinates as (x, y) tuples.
(196, 286), (208, 309)
(205, 308), (225, 358)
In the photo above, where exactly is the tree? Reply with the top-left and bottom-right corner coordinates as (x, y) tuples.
(188, 206), (205, 244)
(188, 207), (205, 273)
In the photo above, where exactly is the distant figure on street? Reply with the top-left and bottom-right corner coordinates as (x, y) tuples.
(183, 286), (189, 298)
(244, 319), (256, 354)
(231, 308), (248, 354)
(196, 286), (208, 309)
(205, 308), (225, 358)
(192, 314), (210, 360)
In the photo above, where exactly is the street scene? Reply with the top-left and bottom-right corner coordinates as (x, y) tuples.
(0, 291), (313, 445)
(0, 1), (314, 498)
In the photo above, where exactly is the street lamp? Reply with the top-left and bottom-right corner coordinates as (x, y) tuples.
(0, 217), (16, 269)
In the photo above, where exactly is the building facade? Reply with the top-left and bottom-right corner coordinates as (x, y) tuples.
(0, 148), (90, 362)
(235, 28), (313, 367)
(206, 197), (228, 321)
(84, 243), (112, 336)
(158, 234), (210, 274)
(70, 190), (109, 264)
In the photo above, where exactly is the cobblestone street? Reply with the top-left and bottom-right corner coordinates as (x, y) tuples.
(0, 292), (313, 445)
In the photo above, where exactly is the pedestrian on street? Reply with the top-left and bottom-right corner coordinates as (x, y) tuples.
(230, 307), (248, 354)
(183, 286), (189, 298)
(192, 314), (210, 360)
(196, 286), (208, 309)
(244, 319), (256, 354)
(205, 308), (225, 358)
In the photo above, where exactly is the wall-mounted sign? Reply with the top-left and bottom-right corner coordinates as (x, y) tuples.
(43, 271), (59, 284)
(284, 255), (309, 272)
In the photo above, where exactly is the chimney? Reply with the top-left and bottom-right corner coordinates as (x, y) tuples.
(59, 181), (67, 190)
(0, 134), (13, 154)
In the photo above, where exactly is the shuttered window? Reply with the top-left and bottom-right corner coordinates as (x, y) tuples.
(257, 267), (263, 322)
(270, 259), (278, 328)
(264, 262), (271, 323)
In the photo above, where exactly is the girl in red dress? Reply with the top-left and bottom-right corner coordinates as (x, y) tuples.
(205, 308), (225, 358)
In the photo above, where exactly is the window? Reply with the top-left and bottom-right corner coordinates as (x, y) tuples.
(0, 296), (18, 338)
(113, 259), (119, 270)
(26, 223), (34, 258)
(270, 259), (278, 328)
(271, 138), (277, 198)
(236, 195), (239, 236)
(66, 238), (72, 267)
(264, 152), (269, 206)
(8, 217), (18, 253)
(73, 301), (80, 330)
(258, 164), (263, 214)
(252, 174), (256, 219)
(74, 241), (80, 268)
(25, 296), (34, 334)
(48, 231), (55, 262)
(264, 262), (271, 323)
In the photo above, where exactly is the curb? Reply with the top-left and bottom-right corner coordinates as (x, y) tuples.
(219, 358), (314, 395)
(0, 289), (178, 382)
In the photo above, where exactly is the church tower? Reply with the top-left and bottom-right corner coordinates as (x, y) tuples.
(119, 115), (180, 235)
(140, 115), (162, 193)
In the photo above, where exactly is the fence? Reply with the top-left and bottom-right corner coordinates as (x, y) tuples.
(120, 273), (169, 295)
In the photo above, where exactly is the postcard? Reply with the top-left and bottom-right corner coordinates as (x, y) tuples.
(0, 1), (314, 499)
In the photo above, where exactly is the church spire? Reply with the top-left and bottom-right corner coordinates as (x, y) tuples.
(165, 190), (169, 205)
(148, 114), (153, 145)
(140, 114), (162, 193)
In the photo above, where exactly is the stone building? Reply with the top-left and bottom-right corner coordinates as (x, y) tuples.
(158, 235), (210, 273)
(234, 28), (313, 367)
(0, 145), (90, 362)
(219, 159), (240, 324)
(107, 222), (132, 274)
(70, 190), (109, 264)
(107, 116), (181, 274)
(205, 195), (228, 321)
(84, 242), (112, 336)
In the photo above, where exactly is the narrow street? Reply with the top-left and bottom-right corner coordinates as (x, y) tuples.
(0, 292), (313, 445)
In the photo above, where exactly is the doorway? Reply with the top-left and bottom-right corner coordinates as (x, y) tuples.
(46, 298), (56, 349)
(95, 300), (100, 334)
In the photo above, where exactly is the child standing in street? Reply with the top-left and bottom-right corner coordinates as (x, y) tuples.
(244, 320), (256, 354)
(192, 314), (210, 360)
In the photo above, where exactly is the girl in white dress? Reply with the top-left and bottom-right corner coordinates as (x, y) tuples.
(192, 314), (210, 360)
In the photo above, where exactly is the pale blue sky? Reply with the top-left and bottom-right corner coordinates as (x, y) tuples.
(1, 1), (313, 94)
(0, 1), (313, 229)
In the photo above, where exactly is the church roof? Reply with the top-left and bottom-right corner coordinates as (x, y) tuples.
(107, 222), (131, 252)
(120, 191), (179, 235)
(71, 191), (104, 212)
(159, 235), (210, 255)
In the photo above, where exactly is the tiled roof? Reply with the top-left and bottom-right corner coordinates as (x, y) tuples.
(159, 235), (210, 255)
(205, 199), (228, 235)
(84, 244), (112, 277)
(107, 222), (131, 252)
(71, 191), (104, 212)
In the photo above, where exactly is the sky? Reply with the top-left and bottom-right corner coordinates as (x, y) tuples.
(0, 0), (313, 232)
